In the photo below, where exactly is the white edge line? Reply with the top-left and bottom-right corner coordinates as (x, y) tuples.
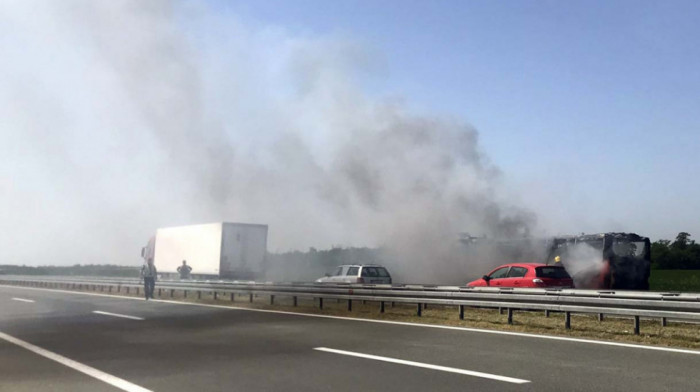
(12, 297), (35, 303)
(92, 310), (144, 321)
(3, 284), (700, 356)
(314, 347), (530, 384)
(0, 330), (152, 392)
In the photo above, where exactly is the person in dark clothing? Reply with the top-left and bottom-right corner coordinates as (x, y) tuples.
(141, 258), (157, 300)
(177, 260), (192, 280)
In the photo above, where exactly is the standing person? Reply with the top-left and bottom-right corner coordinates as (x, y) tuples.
(177, 260), (192, 280)
(141, 258), (157, 300)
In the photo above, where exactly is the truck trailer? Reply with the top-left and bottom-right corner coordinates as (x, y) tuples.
(141, 222), (268, 279)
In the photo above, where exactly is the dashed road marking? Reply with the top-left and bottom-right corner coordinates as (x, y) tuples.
(12, 297), (35, 303)
(0, 330), (152, 392)
(315, 347), (530, 384)
(93, 310), (144, 320)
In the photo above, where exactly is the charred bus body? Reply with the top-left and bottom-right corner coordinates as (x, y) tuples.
(544, 233), (650, 290)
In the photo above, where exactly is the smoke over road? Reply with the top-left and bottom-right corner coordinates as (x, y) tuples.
(1, 1), (536, 281)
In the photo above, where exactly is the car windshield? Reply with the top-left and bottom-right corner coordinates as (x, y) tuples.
(507, 267), (528, 278)
(376, 267), (390, 277)
(536, 267), (571, 279)
(346, 267), (359, 276)
(489, 267), (509, 279)
(361, 267), (377, 277)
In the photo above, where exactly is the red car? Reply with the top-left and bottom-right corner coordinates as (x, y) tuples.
(467, 263), (574, 288)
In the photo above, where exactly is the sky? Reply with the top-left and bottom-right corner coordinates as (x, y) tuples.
(1, 0), (699, 266)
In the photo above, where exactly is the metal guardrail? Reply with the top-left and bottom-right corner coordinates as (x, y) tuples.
(2, 276), (699, 335)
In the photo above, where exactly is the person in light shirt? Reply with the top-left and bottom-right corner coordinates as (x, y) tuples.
(140, 258), (157, 300)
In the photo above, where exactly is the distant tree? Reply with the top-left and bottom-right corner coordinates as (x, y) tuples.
(671, 232), (692, 251)
(651, 240), (671, 269)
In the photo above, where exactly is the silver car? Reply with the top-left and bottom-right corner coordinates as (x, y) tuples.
(316, 264), (392, 284)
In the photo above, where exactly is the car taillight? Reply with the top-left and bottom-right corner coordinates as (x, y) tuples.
(357, 277), (365, 284)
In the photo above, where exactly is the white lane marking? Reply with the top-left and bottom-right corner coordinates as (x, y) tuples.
(315, 347), (530, 384)
(12, 297), (35, 303)
(0, 330), (152, 392)
(3, 284), (700, 356)
(93, 311), (144, 321)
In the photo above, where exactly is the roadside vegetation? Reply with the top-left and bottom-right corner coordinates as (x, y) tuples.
(0, 264), (140, 277)
(650, 270), (700, 292)
(651, 232), (700, 269)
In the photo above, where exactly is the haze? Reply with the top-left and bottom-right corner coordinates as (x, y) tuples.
(1, 0), (698, 266)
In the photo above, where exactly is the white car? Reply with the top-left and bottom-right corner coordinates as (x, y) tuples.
(316, 264), (392, 284)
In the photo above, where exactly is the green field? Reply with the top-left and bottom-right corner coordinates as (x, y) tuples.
(650, 269), (700, 292)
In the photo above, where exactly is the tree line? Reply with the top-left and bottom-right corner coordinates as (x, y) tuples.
(0, 264), (140, 277)
(651, 232), (700, 269)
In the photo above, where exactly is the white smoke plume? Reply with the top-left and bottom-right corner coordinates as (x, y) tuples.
(0, 1), (536, 282)
(558, 243), (607, 288)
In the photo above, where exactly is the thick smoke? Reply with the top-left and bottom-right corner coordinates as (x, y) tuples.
(558, 243), (607, 288)
(0, 1), (535, 283)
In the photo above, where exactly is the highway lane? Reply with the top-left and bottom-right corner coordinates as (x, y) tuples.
(1, 285), (699, 391)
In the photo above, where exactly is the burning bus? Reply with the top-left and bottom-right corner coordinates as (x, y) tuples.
(459, 232), (651, 290)
(544, 233), (650, 290)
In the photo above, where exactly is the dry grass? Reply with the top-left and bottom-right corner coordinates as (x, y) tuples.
(83, 286), (700, 350)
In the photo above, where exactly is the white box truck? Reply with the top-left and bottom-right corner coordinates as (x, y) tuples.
(141, 222), (268, 279)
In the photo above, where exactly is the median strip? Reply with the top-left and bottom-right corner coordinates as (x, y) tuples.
(92, 311), (144, 320)
(314, 347), (530, 384)
(0, 330), (152, 392)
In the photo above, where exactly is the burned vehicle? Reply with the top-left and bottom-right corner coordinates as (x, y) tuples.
(459, 232), (651, 290)
(544, 233), (650, 290)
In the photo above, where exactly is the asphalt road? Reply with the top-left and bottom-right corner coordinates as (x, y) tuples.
(1, 285), (699, 392)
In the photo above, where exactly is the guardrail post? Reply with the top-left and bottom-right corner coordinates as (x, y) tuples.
(214, 292), (218, 300)
(565, 311), (571, 329)
(459, 305), (465, 320)
(661, 317), (667, 327)
(108, 286), (112, 293)
(198, 291), (202, 300)
(126, 287), (130, 294)
(348, 299), (352, 311)
(634, 316), (640, 335)
(158, 288), (162, 297)
(230, 293), (235, 302)
(380, 301), (385, 313)
(249, 293), (253, 303)
(319, 298), (323, 309)
(391, 301), (395, 308)
(184, 290), (188, 298)
(293, 296), (297, 307)
(545, 310), (550, 317)
(270, 295), (274, 305)
(136, 287), (140, 295)
(499, 307), (504, 315)
(507, 308), (513, 325)
(598, 313), (604, 322)
(417, 303), (422, 317)
(171, 289), (174, 298)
